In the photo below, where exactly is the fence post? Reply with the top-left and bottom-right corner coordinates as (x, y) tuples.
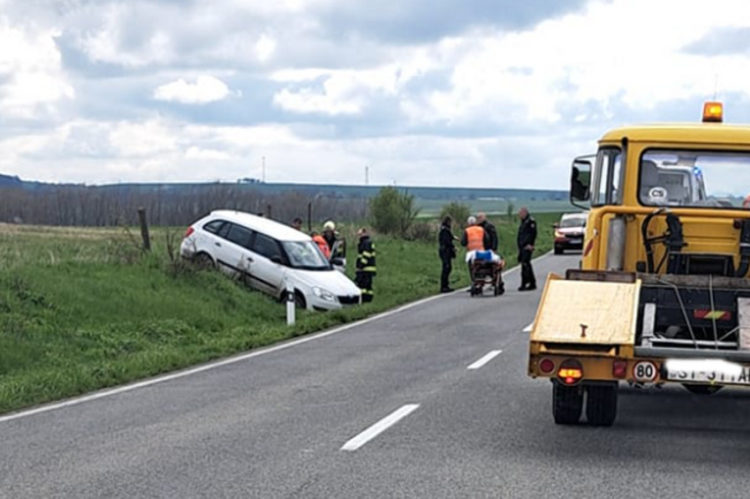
(137, 207), (151, 252)
(307, 202), (312, 232)
(266, 203), (272, 220)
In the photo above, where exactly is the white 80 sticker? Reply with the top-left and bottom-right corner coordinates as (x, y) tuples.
(633, 361), (658, 382)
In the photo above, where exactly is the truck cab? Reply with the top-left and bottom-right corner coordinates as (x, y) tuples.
(528, 102), (750, 426)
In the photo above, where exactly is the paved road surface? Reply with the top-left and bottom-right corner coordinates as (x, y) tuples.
(3, 253), (750, 498)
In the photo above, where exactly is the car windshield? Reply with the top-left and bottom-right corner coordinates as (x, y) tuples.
(282, 241), (331, 270)
(560, 217), (586, 228)
(640, 150), (750, 208)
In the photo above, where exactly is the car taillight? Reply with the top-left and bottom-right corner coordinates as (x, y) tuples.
(613, 359), (627, 378)
(184, 226), (195, 238)
(557, 359), (583, 385)
(539, 358), (555, 374)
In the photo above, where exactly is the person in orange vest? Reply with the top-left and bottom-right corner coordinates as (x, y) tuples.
(311, 231), (331, 259)
(461, 216), (486, 280)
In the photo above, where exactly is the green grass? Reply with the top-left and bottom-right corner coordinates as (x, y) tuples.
(0, 212), (559, 414)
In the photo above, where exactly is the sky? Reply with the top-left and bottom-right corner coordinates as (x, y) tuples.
(2, 0), (750, 189)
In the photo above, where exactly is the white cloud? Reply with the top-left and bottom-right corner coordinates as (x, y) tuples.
(0, 23), (74, 118)
(255, 34), (277, 62)
(399, 0), (750, 126)
(271, 56), (436, 115)
(153, 76), (234, 104)
(8, 0), (750, 189)
(108, 119), (178, 157)
(184, 146), (232, 160)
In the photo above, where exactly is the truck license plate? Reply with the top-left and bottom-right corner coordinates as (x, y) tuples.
(664, 359), (750, 385)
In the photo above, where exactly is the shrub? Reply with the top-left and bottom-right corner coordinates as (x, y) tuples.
(439, 202), (471, 230)
(369, 186), (420, 237)
(506, 201), (515, 221)
(405, 221), (435, 242)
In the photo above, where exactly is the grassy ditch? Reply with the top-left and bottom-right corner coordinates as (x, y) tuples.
(0, 212), (560, 413)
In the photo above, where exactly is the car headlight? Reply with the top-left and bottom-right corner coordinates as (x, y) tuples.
(554, 230), (564, 238)
(312, 286), (337, 302)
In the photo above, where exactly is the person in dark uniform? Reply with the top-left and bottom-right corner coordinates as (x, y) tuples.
(517, 206), (537, 291)
(438, 216), (457, 293)
(356, 228), (376, 302)
(477, 212), (498, 252)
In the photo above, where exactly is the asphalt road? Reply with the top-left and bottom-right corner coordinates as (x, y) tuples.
(3, 252), (750, 498)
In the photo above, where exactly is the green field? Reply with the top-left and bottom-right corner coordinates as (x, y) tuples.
(0, 213), (559, 414)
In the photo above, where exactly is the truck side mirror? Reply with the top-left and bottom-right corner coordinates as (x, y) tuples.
(570, 157), (592, 206)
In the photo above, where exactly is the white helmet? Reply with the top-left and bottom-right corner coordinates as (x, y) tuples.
(323, 221), (335, 231)
(467, 216), (476, 225)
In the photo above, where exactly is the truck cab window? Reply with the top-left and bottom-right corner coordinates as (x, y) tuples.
(591, 147), (623, 206)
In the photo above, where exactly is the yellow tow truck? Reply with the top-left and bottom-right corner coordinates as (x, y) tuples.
(528, 102), (750, 426)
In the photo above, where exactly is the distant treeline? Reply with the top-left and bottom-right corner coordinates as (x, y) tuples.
(0, 184), (368, 227)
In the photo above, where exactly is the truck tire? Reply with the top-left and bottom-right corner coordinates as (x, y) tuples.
(585, 382), (618, 426)
(552, 380), (583, 425)
(683, 384), (723, 395)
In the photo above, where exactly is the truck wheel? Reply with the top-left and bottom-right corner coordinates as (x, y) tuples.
(683, 384), (723, 395)
(552, 380), (583, 425)
(585, 382), (618, 426)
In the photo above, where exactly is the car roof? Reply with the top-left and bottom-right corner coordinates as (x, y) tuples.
(208, 210), (311, 242)
(561, 212), (587, 219)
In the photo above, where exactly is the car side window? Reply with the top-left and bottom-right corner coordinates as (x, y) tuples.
(253, 232), (282, 261)
(203, 220), (225, 234)
(225, 224), (254, 249)
(217, 222), (231, 239)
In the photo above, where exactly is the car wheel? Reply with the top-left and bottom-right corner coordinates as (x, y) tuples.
(193, 252), (215, 269)
(554, 246), (563, 255)
(294, 290), (307, 309)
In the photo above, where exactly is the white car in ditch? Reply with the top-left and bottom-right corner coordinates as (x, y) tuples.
(180, 210), (362, 310)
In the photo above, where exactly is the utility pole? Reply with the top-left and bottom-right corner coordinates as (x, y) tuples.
(262, 156), (266, 183)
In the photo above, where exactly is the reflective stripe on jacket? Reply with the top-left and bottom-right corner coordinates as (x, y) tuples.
(464, 226), (485, 251)
(357, 236), (376, 274)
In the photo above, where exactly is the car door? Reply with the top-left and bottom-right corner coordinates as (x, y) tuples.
(249, 231), (285, 295)
(196, 219), (227, 256)
(215, 223), (255, 281)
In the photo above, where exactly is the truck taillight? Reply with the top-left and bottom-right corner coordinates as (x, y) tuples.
(539, 358), (555, 374)
(613, 359), (627, 378)
(558, 359), (583, 385)
(184, 226), (194, 238)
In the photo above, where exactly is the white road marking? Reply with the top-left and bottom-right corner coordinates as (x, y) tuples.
(522, 322), (534, 333)
(0, 251), (553, 425)
(467, 350), (503, 370)
(341, 404), (420, 451)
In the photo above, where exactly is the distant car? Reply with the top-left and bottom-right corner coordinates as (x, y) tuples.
(180, 210), (362, 310)
(553, 212), (588, 254)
